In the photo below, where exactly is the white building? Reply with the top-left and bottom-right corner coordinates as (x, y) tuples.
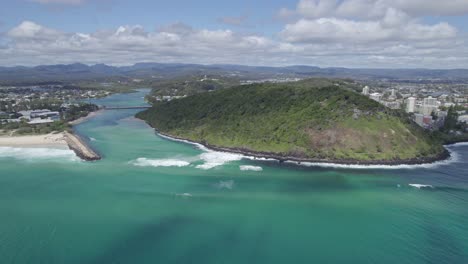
(406, 97), (416, 113)
(389, 89), (397, 101)
(362, 86), (370, 96)
(28, 119), (55, 125)
(422, 96), (438, 116)
(369, 93), (382, 102)
(459, 115), (468, 123)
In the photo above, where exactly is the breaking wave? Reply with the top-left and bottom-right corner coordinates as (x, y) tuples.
(250, 147), (461, 170)
(196, 152), (243, 170)
(240, 165), (263, 171)
(157, 133), (244, 169)
(157, 131), (465, 170)
(0, 147), (78, 162)
(409, 184), (434, 189)
(157, 133), (211, 152)
(131, 158), (190, 167)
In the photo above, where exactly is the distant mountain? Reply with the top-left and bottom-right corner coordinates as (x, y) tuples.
(1, 63), (467, 84)
(137, 79), (447, 165)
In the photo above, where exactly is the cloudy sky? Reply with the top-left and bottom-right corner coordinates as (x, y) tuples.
(1, 0), (468, 68)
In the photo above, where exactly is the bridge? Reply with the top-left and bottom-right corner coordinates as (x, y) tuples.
(100, 106), (151, 110)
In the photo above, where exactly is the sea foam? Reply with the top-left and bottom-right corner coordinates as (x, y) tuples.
(157, 133), (244, 169)
(195, 151), (243, 170)
(409, 184), (434, 189)
(156, 131), (464, 170)
(240, 165), (263, 171)
(275, 147), (461, 170)
(131, 158), (190, 167)
(0, 147), (78, 162)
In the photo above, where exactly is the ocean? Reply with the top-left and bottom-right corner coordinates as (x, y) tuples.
(0, 89), (467, 263)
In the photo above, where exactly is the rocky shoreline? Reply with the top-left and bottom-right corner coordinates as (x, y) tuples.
(154, 130), (452, 167)
(64, 132), (101, 161)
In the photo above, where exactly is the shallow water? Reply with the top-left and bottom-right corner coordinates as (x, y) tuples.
(0, 89), (467, 264)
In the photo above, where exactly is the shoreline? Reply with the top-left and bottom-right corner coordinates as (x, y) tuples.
(68, 110), (103, 125)
(0, 132), (101, 162)
(0, 108), (103, 161)
(0, 133), (69, 148)
(152, 129), (456, 167)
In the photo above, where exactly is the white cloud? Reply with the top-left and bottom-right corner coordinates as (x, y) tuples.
(7, 21), (61, 40)
(280, 17), (457, 43)
(281, 0), (468, 19)
(0, 18), (467, 68)
(272, 0), (465, 68)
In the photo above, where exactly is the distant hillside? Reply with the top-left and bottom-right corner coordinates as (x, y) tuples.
(137, 79), (446, 164)
(1, 63), (468, 84)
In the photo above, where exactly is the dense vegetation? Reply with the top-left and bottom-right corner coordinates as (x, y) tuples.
(145, 76), (239, 103)
(137, 79), (446, 162)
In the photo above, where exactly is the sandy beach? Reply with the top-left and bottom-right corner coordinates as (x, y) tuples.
(69, 110), (103, 125)
(0, 133), (68, 148)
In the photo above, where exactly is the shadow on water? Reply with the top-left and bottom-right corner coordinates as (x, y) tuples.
(423, 219), (467, 264)
(88, 216), (198, 264)
(88, 215), (269, 264)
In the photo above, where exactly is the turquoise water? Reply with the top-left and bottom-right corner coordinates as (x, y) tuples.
(1, 89), (467, 264)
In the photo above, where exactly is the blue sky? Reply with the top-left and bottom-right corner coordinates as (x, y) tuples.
(0, 0), (290, 34)
(1, 0), (468, 68)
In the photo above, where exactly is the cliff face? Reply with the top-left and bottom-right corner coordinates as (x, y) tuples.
(137, 79), (445, 163)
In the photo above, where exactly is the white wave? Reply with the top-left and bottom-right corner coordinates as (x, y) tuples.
(195, 151), (243, 170)
(445, 142), (468, 147)
(269, 148), (460, 170)
(157, 133), (211, 152)
(409, 184), (434, 189)
(175, 193), (192, 197)
(131, 158), (190, 167)
(0, 147), (78, 162)
(215, 180), (235, 190)
(156, 131), (462, 170)
(90, 137), (97, 141)
(240, 165), (263, 171)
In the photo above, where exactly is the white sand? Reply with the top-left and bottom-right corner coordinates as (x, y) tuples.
(68, 110), (102, 125)
(0, 133), (68, 148)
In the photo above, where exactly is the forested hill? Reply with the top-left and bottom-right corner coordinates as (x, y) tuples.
(137, 79), (446, 164)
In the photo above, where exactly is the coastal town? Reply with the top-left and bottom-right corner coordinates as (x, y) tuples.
(0, 84), (102, 160)
(361, 83), (468, 133)
(0, 84), (104, 129)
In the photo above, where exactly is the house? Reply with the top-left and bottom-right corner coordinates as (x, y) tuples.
(28, 119), (55, 125)
(30, 109), (60, 120)
(459, 115), (468, 124)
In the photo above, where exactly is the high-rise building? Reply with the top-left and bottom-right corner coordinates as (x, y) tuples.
(406, 97), (416, 113)
(423, 96), (437, 107)
(388, 88), (397, 101)
(362, 86), (370, 96)
(422, 96), (438, 115)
